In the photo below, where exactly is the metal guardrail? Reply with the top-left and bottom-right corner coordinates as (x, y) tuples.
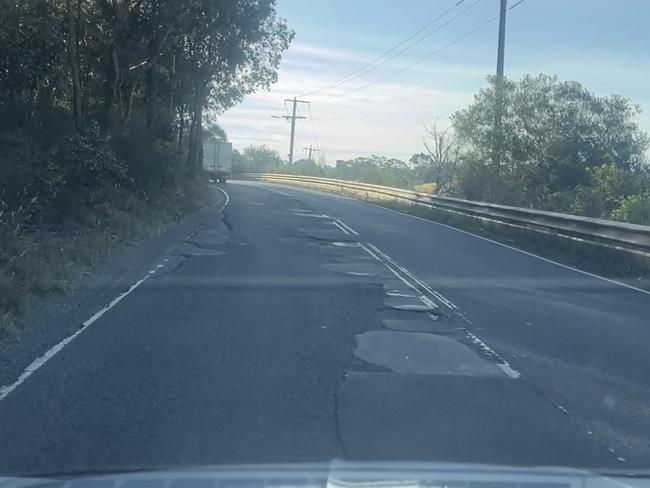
(237, 172), (650, 257)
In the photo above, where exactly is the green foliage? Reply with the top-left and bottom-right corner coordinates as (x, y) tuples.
(262, 75), (650, 228)
(331, 156), (414, 188)
(0, 0), (292, 325)
(233, 145), (286, 173)
(452, 74), (649, 205)
(611, 194), (650, 224)
(287, 159), (323, 176)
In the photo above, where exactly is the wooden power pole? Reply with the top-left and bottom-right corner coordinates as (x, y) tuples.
(304, 146), (319, 161)
(284, 97), (310, 164)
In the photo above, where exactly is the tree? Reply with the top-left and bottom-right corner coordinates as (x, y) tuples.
(232, 145), (285, 173)
(203, 117), (227, 143)
(410, 123), (459, 194)
(452, 74), (649, 206)
(177, 0), (294, 169)
(289, 159), (321, 176)
(333, 156), (413, 188)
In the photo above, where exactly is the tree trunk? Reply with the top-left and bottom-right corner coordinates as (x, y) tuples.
(186, 77), (205, 170)
(145, 64), (156, 127)
(124, 79), (138, 123)
(169, 53), (176, 115)
(178, 104), (185, 148)
(66, 0), (83, 131)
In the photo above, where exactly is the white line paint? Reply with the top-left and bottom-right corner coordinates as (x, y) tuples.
(0, 275), (150, 403)
(360, 243), (421, 295)
(214, 186), (230, 211)
(0, 188), (232, 404)
(463, 329), (521, 379)
(364, 201), (650, 297)
(292, 212), (331, 219)
(335, 219), (359, 235)
(366, 243), (459, 311)
(418, 294), (439, 311)
(332, 221), (352, 235)
(331, 241), (361, 247)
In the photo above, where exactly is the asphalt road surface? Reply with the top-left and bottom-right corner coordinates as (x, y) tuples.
(1, 180), (649, 475)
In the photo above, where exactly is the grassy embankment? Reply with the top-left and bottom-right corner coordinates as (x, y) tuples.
(0, 177), (221, 337)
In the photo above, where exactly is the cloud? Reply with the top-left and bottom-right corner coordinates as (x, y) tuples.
(218, 59), (474, 163)
(288, 42), (368, 63)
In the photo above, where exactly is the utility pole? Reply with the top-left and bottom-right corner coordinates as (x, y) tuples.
(492, 0), (508, 173)
(496, 0), (507, 78)
(304, 146), (319, 161)
(274, 97), (309, 164)
(271, 107), (306, 163)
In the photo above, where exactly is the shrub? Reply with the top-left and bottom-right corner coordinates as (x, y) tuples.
(611, 194), (650, 225)
(48, 124), (128, 224)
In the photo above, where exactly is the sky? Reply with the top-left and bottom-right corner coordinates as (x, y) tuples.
(218, 0), (650, 164)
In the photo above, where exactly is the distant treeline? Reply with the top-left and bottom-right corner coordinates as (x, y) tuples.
(234, 75), (650, 225)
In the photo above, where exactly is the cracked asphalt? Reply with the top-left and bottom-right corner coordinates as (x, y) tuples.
(0, 181), (649, 475)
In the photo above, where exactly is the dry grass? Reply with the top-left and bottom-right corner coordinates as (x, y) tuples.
(0, 180), (220, 337)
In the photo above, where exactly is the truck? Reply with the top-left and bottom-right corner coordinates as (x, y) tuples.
(202, 141), (232, 183)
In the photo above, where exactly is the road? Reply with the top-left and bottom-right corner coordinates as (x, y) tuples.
(1, 180), (649, 475)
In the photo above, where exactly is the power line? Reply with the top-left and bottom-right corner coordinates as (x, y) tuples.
(509, 0), (525, 10)
(299, 117), (311, 150)
(307, 104), (321, 151)
(297, 0), (472, 98)
(313, 15), (498, 103)
(327, 0), (482, 93)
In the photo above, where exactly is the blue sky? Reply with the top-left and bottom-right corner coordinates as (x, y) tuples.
(218, 0), (650, 163)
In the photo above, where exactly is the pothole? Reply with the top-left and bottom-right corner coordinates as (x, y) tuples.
(354, 331), (505, 377)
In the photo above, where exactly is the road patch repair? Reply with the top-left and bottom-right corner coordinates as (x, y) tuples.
(354, 330), (504, 377)
(295, 211), (612, 465)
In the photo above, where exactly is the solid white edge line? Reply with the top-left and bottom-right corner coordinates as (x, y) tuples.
(0, 187), (232, 403)
(249, 180), (650, 297)
(214, 186), (230, 211)
(365, 201), (650, 297)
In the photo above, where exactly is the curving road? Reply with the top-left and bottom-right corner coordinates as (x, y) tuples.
(1, 180), (649, 475)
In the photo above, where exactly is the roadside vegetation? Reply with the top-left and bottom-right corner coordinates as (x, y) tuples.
(0, 0), (293, 329)
(235, 75), (650, 226)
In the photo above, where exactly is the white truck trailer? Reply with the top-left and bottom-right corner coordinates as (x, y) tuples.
(202, 142), (232, 183)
